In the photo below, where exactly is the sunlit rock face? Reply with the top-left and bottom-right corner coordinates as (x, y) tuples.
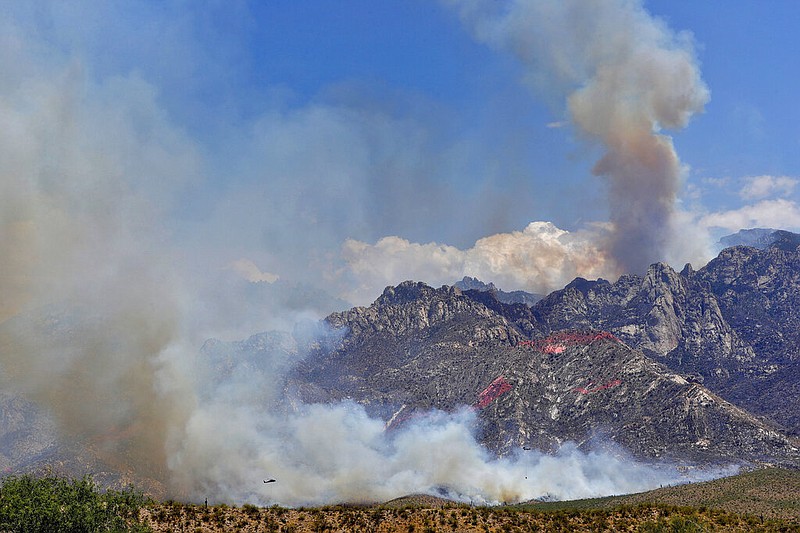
(500, 233), (800, 437)
(290, 276), (800, 467)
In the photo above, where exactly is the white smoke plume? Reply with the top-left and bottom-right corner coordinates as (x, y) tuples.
(337, 221), (615, 305)
(445, 0), (710, 274)
(0, 2), (720, 508)
(0, 59), (201, 479)
(171, 388), (693, 506)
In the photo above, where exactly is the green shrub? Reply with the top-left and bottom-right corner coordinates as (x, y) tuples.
(638, 514), (707, 533)
(242, 503), (260, 516)
(0, 473), (150, 532)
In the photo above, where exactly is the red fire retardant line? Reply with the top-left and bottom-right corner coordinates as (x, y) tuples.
(574, 379), (622, 395)
(473, 376), (512, 409)
(517, 331), (618, 353)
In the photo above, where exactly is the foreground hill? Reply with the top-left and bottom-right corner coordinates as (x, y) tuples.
(4, 470), (797, 532)
(523, 467), (800, 520)
(140, 503), (797, 532)
(136, 468), (800, 532)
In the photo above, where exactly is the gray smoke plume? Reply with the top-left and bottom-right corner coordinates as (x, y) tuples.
(0, 60), (200, 481)
(0, 2), (719, 507)
(170, 398), (703, 506)
(445, 0), (710, 274)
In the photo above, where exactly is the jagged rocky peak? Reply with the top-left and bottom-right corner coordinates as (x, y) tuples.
(377, 280), (461, 306)
(703, 233), (800, 292)
(454, 276), (498, 292)
(718, 227), (800, 251)
(641, 263), (688, 354)
(769, 229), (800, 251)
(642, 263), (688, 310)
(644, 261), (683, 285)
(325, 280), (510, 343)
(454, 276), (543, 306)
(563, 276), (611, 296)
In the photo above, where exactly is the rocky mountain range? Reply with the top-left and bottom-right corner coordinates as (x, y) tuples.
(524, 230), (800, 436)
(2, 229), (800, 492)
(290, 281), (798, 467)
(453, 276), (543, 306)
(717, 227), (782, 250)
(288, 229), (800, 467)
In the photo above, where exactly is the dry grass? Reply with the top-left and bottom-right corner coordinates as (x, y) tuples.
(138, 468), (800, 532)
(522, 467), (800, 520)
(140, 503), (798, 532)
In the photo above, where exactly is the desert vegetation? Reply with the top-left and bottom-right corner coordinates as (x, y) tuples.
(0, 473), (150, 532)
(521, 467), (800, 520)
(2, 469), (799, 532)
(140, 500), (799, 532)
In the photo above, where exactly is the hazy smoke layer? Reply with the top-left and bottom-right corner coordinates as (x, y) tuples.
(339, 221), (613, 305)
(446, 0), (709, 274)
(0, 55), (682, 508)
(0, 59), (200, 480)
(0, 2), (718, 507)
(171, 386), (690, 506)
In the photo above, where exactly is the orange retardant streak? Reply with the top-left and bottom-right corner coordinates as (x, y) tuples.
(574, 379), (622, 395)
(517, 331), (618, 353)
(473, 376), (512, 409)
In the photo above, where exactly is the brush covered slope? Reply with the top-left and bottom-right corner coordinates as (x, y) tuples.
(290, 281), (799, 467)
(508, 231), (800, 436)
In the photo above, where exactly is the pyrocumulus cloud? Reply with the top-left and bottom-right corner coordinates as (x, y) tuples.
(445, 0), (709, 274)
(337, 221), (614, 305)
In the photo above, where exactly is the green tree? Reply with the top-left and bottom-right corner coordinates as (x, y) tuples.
(0, 473), (151, 532)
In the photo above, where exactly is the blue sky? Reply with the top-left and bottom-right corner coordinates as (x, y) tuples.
(2, 1), (800, 313)
(649, 1), (800, 179)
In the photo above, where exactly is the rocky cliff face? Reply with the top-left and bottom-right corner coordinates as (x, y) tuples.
(291, 281), (800, 467)
(692, 238), (800, 433)
(295, 282), (521, 413)
(504, 236), (800, 436)
(527, 264), (757, 379)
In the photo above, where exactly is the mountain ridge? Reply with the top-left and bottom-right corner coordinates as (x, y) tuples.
(3, 228), (800, 498)
(291, 275), (800, 467)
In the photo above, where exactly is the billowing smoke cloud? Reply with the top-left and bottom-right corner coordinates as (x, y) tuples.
(172, 398), (694, 506)
(337, 221), (614, 305)
(0, 2), (718, 508)
(445, 0), (710, 274)
(0, 59), (201, 479)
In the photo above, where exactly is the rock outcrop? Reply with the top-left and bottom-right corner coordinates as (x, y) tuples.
(455, 234), (800, 437)
(291, 281), (800, 467)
